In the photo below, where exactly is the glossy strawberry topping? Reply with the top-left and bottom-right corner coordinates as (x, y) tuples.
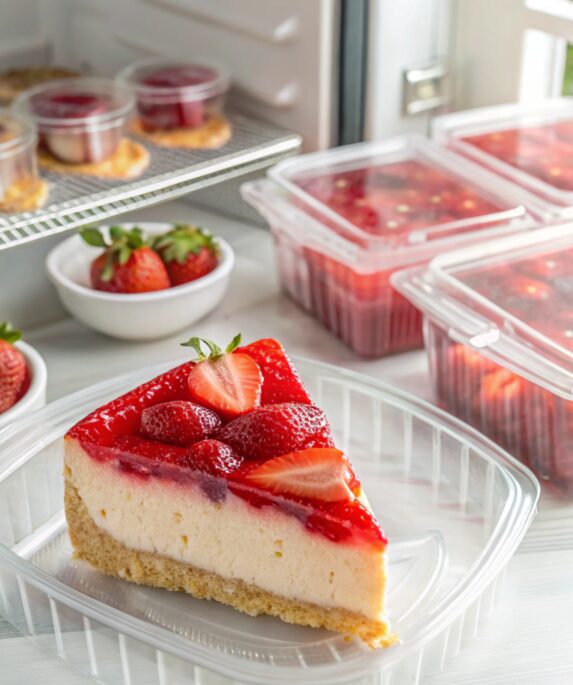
(66, 338), (386, 548)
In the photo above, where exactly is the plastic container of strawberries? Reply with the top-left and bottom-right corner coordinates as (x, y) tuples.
(0, 357), (538, 685)
(393, 221), (573, 496)
(432, 98), (573, 217)
(242, 135), (542, 358)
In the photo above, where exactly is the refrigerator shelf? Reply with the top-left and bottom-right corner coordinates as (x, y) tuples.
(0, 113), (300, 251)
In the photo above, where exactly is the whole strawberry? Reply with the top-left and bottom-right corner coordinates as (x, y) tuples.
(0, 322), (30, 414)
(154, 224), (219, 286)
(81, 226), (170, 294)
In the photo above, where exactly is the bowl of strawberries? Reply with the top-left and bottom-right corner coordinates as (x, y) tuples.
(0, 322), (47, 430)
(46, 222), (234, 341)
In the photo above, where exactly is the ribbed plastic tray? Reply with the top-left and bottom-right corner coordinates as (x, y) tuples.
(0, 358), (538, 684)
(0, 114), (300, 250)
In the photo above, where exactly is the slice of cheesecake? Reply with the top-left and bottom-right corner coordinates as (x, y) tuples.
(64, 336), (395, 647)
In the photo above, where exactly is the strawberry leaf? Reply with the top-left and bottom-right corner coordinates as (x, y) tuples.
(181, 335), (242, 361)
(80, 227), (108, 248)
(226, 333), (242, 353)
(100, 252), (116, 282)
(0, 321), (22, 344)
(126, 227), (145, 249)
(118, 245), (131, 265)
(155, 224), (218, 264)
(108, 225), (126, 241)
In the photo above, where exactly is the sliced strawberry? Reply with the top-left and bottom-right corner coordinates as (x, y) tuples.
(140, 400), (221, 447)
(239, 338), (312, 405)
(183, 335), (262, 417)
(244, 448), (354, 502)
(217, 402), (333, 460)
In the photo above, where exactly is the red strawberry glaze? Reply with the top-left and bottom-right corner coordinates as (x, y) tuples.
(66, 359), (386, 548)
(239, 338), (312, 405)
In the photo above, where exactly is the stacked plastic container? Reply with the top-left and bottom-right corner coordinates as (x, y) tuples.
(433, 97), (573, 217)
(243, 135), (541, 357)
(393, 222), (573, 495)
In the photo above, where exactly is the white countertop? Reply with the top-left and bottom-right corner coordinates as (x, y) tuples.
(2, 200), (573, 685)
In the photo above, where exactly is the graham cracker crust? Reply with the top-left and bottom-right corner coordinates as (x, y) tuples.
(0, 177), (48, 213)
(130, 116), (232, 149)
(65, 479), (396, 648)
(39, 138), (150, 180)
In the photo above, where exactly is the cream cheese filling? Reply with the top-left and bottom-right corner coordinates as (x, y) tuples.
(65, 438), (387, 621)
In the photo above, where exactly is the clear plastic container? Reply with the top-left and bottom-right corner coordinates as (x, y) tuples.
(432, 98), (573, 216)
(242, 135), (541, 357)
(0, 357), (538, 685)
(13, 77), (134, 164)
(392, 221), (573, 496)
(117, 58), (230, 133)
(0, 108), (38, 204)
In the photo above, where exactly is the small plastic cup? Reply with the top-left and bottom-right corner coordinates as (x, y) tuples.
(0, 108), (38, 203)
(117, 58), (230, 133)
(13, 78), (134, 164)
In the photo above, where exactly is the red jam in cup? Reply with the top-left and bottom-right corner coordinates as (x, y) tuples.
(14, 78), (133, 164)
(117, 59), (230, 133)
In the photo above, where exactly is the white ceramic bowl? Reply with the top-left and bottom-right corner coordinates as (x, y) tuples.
(46, 222), (235, 341)
(0, 341), (47, 430)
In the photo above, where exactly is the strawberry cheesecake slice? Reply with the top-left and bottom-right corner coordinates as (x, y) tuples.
(64, 336), (394, 647)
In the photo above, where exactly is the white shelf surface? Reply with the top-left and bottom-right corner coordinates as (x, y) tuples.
(1, 200), (572, 684)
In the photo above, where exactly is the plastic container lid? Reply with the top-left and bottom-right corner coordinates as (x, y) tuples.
(393, 222), (573, 400)
(117, 58), (230, 104)
(13, 77), (134, 132)
(0, 108), (36, 159)
(268, 135), (543, 268)
(432, 98), (573, 216)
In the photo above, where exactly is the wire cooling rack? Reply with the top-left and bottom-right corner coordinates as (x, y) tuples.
(0, 114), (300, 250)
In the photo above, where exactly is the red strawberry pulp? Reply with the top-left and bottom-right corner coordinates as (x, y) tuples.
(30, 92), (110, 120)
(294, 159), (504, 239)
(137, 65), (217, 132)
(142, 66), (217, 89)
(463, 121), (573, 192)
(66, 340), (385, 547)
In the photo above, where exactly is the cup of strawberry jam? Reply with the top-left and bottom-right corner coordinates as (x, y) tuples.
(117, 59), (230, 133)
(13, 78), (134, 164)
